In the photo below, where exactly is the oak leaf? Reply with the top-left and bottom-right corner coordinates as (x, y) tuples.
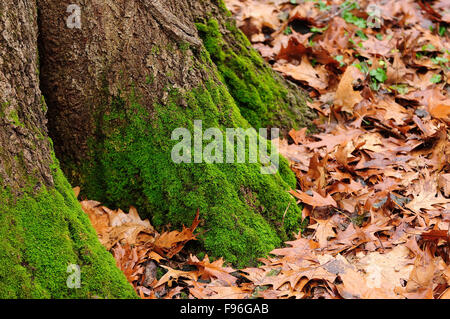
(334, 65), (364, 114)
(290, 189), (337, 208)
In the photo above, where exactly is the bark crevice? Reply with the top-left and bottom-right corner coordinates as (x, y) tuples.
(0, 0), (136, 298)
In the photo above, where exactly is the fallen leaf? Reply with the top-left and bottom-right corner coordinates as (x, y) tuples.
(290, 189), (337, 208)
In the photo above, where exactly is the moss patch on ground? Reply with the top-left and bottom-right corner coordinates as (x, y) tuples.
(0, 155), (136, 298)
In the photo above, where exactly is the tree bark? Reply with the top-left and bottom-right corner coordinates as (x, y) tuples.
(0, 0), (136, 298)
(36, 0), (315, 266)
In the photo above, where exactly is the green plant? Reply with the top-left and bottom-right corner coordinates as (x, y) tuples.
(430, 74), (442, 84)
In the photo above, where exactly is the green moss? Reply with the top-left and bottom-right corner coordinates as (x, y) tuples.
(0, 101), (8, 117)
(195, 19), (309, 130)
(2, 104), (25, 128)
(40, 95), (48, 113)
(0, 158), (137, 298)
(151, 45), (160, 56)
(145, 74), (154, 85)
(217, 0), (233, 17)
(178, 42), (191, 52)
(166, 43), (175, 53)
(75, 79), (301, 267)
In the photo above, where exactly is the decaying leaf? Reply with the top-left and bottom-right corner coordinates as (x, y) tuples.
(334, 66), (364, 114)
(274, 56), (328, 91)
(290, 189), (337, 208)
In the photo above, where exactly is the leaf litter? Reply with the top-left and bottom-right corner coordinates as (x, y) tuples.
(78, 0), (449, 299)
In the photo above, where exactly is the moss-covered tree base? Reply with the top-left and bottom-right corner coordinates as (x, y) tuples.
(0, 0), (137, 298)
(0, 161), (136, 298)
(80, 78), (302, 267)
(37, 0), (314, 268)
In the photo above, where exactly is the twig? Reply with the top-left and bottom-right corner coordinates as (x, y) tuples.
(281, 202), (291, 228)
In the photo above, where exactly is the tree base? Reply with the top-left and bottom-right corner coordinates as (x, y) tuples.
(0, 160), (136, 298)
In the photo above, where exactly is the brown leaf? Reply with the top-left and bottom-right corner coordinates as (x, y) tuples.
(276, 35), (308, 61)
(290, 189), (337, 208)
(274, 56), (328, 91)
(308, 219), (337, 248)
(439, 174), (450, 196)
(73, 186), (80, 199)
(334, 65), (364, 114)
(155, 265), (199, 288)
(406, 179), (450, 214)
(153, 209), (200, 258)
(188, 255), (237, 285)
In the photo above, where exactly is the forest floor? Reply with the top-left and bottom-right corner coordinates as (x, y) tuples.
(77, 0), (449, 299)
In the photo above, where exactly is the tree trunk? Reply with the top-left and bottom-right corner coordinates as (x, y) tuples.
(0, 0), (136, 298)
(36, 0), (315, 266)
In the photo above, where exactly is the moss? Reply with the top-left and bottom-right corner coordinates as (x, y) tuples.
(178, 42), (191, 52)
(0, 101), (8, 117)
(217, 0), (233, 17)
(145, 74), (154, 85)
(74, 79), (301, 267)
(8, 110), (24, 128)
(151, 45), (160, 56)
(40, 95), (48, 113)
(0, 157), (137, 298)
(1, 102), (25, 128)
(166, 43), (175, 53)
(195, 18), (310, 130)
